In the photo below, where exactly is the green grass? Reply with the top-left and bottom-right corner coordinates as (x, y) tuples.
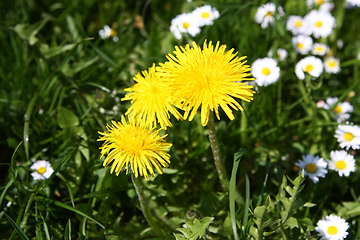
(1, 0), (360, 239)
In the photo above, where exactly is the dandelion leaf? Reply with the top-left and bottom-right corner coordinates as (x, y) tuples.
(57, 106), (79, 129)
(173, 217), (214, 240)
(39, 43), (77, 59)
(12, 19), (48, 45)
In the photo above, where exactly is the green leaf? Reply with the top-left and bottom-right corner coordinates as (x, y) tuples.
(57, 106), (79, 129)
(61, 56), (99, 77)
(12, 19), (48, 45)
(3, 212), (30, 240)
(174, 217), (214, 240)
(53, 201), (105, 229)
(284, 217), (299, 229)
(39, 43), (77, 59)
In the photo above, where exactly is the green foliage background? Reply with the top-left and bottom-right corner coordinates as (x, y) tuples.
(1, 0), (360, 239)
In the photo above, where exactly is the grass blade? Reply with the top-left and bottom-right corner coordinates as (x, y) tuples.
(229, 150), (245, 240)
(53, 201), (105, 229)
(3, 212), (30, 240)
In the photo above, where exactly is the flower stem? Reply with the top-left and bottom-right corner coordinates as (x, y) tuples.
(208, 113), (229, 190)
(131, 174), (165, 236)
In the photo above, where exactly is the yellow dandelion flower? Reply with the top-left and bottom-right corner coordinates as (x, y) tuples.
(98, 116), (172, 180)
(158, 40), (255, 126)
(121, 64), (182, 130)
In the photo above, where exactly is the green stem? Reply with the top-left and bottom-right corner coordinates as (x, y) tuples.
(208, 113), (228, 190)
(131, 174), (165, 237)
(298, 76), (314, 116)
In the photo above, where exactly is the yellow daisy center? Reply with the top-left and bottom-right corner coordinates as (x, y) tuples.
(201, 12), (210, 19)
(110, 29), (117, 37)
(297, 43), (304, 49)
(305, 64), (313, 73)
(305, 163), (317, 173)
(327, 226), (338, 235)
(334, 106), (342, 114)
(344, 132), (354, 141)
(183, 22), (190, 29)
(295, 20), (302, 27)
(266, 11), (273, 17)
(315, 0), (325, 5)
(315, 46), (323, 52)
(37, 167), (47, 174)
(335, 160), (347, 170)
(315, 21), (323, 28)
(328, 60), (336, 68)
(261, 67), (271, 76)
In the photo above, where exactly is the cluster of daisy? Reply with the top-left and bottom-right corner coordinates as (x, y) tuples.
(294, 122), (360, 239)
(252, 1), (345, 87)
(98, 40), (255, 180)
(98, 25), (119, 42)
(170, 5), (219, 39)
(296, 123), (360, 182)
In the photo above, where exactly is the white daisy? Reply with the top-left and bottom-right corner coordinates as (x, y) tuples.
(312, 43), (329, 56)
(267, 48), (288, 61)
(295, 154), (328, 183)
(251, 57), (280, 86)
(254, 2), (285, 29)
(303, 9), (336, 39)
(191, 5), (220, 27)
(30, 160), (54, 181)
(315, 215), (349, 240)
(325, 97), (353, 123)
(170, 12), (201, 40)
(324, 56), (341, 74)
(292, 35), (313, 54)
(307, 0), (334, 11)
(295, 56), (323, 80)
(328, 150), (355, 177)
(346, 0), (360, 7)
(317, 100), (327, 108)
(98, 25), (118, 42)
(286, 15), (311, 35)
(334, 124), (360, 150)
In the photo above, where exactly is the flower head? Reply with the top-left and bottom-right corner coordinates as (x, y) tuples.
(322, 97), (353, 123)
(30, 160), (54, 181)
(286, 15), (310, 35)
(170, 13), (201, 39)
(292, 35), (313, 54)
(98, 25), (119, 42)
(98, 117), (172, 180)
(251, 57), (280, 86)
(121, 64), (182, 130)
(346, 0), (360, 7)
(254, 2), (284, 29)
(159, 40), (255, 126)
(303, 9), (336, 38)
(335, 124), (360, 150)
(295, 56), (323, 80)
(192, 5), (220, 27)
(328, 150), (355, 177)
(315, 215), (349, 240)
(295, 154), (327, 183)
(312, 43), (329, 56)
(307, 0), (334, 11)
(324, 56), (341, 74)
(267, 48), (288, 61)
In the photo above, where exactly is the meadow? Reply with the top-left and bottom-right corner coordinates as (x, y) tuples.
(1, 0), (360, 239)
